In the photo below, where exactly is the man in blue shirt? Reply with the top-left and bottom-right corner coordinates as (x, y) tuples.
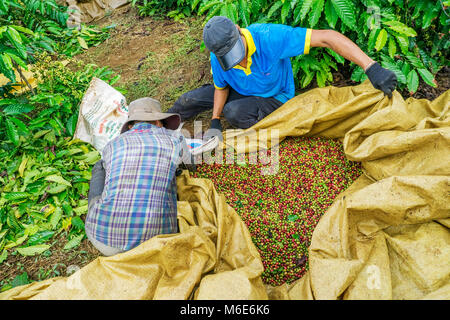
(167, 16), (397, 138)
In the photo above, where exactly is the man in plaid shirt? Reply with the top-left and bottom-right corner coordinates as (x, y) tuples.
(85, 98), (192, 256)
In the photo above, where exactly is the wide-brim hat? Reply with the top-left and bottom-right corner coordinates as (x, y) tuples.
(203, 16), (246, 71)
(120, 97), (181, 133)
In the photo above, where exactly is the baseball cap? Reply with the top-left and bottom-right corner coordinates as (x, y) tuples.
(203, 16), (246, 71)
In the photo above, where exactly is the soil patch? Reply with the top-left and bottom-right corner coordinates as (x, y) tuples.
(1, 232), (101, 290)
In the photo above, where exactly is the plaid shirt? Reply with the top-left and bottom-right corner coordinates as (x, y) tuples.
(85, 122), (189, 250)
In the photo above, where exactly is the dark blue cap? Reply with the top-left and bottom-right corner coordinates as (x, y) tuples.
(203, 16), (245, 71)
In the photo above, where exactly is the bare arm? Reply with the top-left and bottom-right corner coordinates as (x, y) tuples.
(212, 87), (229, 119)
(310, 29), (375, 71)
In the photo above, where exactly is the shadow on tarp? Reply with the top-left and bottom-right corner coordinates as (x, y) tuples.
(1, 80), (449, 300)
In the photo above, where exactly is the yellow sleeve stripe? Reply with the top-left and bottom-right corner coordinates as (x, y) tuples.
(304, 29), (312, 55)
(214, 83), (226, 90)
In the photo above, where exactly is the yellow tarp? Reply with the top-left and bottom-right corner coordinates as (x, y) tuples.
(1, 80), (449, 300)
(0, 66), (38, 95)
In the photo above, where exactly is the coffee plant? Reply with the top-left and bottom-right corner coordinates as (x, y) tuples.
(0, 0), (112, 84)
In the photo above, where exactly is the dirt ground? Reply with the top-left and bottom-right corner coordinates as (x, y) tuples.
(1, 6), (449, 290)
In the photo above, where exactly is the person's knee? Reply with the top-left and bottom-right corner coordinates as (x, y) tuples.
(171, 92), (192, 111)
(223, 103), (240, 126)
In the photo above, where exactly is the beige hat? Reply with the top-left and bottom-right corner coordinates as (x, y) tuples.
(120, 97), (181, 133)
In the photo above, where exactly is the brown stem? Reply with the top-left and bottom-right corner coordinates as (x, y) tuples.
(13, 61), (35, 95)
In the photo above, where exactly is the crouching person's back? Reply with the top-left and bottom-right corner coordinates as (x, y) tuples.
(85, 97), (190, 256)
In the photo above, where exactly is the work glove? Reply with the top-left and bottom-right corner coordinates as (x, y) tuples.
(365, 62), (397, 99)
(203, 118), (223, 142)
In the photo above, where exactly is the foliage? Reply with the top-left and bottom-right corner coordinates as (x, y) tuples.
(0, 133), (100, 265)
(0, 0), (112, 84)
(0, 53), (122, 146)
(0, 56), (122, 265)
(131, 0), (193, 21)
(132, 0), (449, 93)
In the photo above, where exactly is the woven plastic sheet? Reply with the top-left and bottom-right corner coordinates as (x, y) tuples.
(1, 80), (449, 300)
(65, 0), (130, 23)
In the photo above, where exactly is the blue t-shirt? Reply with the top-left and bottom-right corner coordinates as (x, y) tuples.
(211, 24), (312, 104)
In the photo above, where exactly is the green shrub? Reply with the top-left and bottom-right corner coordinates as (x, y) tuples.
(0, 0), (112, 84)
(0, 53), (122, 146)
(0, 54), (122, 262)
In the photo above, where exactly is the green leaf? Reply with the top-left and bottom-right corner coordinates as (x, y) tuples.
(10, 25), (34, 36)
(417, 68), (437, 88)
(251, 0), (262, 18)
(331, 0), (356, 29)
(8, 53), (27, 69)
(45, 175), (72, 187)
(299, 0), (314, 22)
(309, 0), (324, 28)
(63, 234), (84, 250)
(17, 244), (51, 256)
(205, 3), (223, 21)
(66, 114), (78, 136)
(406, 70), (419, 93)
(191, 0), (202, 11)
(2, 104), (34, 115)
(280, 0), (291, 24)
(383, 21), (417, 37)
(388, 37), (397, 58)
(198, 1), (222, 15)
(49, 207), (63, 230)
(5, 118), (19, 146)
(9, 117), (29, 135)
(288, 214), (299, 222)
(380, 58), (407, 84)
(10, 272), (29, 288)
(406, 54), (425, 69)
(27, 231), (55, 246)
(324, 0), (338, 28)
(1, 53), (13, 70)
(368, 27), (379, 51)
(6, 26), (23, 45)
(422, 6), (438, 29)
(71, 216), (85, 230)
(228, 3), (239, 23)
(393, 33), (409, 55)
(267, 1), (283, 20)
(4, 234), (27, 249)
(4, 191), (30, 201)
(238, 0), (250, 27)
(375, 29), (388, 51)
(326, 48), (345, 64)
(301, 71), (315, 87)
(0, 250), (7, 264)
(351, 66), (368, 82)
(47, 184), (68, 195)
(77, 37), (88, 49)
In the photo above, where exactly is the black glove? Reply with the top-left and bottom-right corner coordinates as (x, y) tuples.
(203, 118), (223, 141)
(365, 62), (397, 99)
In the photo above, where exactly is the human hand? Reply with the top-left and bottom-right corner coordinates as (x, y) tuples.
(365, 62), (397, 99)
(203, 118), (223, 142)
